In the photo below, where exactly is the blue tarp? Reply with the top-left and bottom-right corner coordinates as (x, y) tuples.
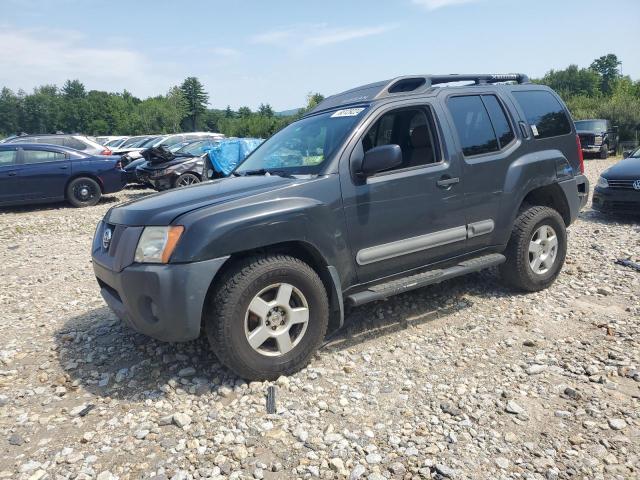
(207, 138), (263, 176)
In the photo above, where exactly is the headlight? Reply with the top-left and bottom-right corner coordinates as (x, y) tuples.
(134, 226), (184, 263)
(594, 135), (603, 145)
(596, 176), (609, 188)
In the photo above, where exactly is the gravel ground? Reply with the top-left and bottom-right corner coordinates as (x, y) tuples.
(0, 159), (638, 480)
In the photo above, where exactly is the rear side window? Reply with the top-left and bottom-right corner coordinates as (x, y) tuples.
(512, 90), (571, 139)
(65, 137), (88, 150)
(448, 96), (498, 156)
(40, 137), (65, 146)
(22, 149), (66, 164)
(481, 95), (515, 148)
(0, 149), (17, 166)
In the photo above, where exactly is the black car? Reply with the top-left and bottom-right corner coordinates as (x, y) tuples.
(92, 73), (588, 380)
(136, 140), (219, 190)
(575, 119), (618, 159)
(592, 147), (640, 214)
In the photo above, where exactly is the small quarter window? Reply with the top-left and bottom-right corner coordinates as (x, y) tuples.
(512, 90), (571, 139)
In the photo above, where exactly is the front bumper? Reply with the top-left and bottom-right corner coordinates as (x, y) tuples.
(592, 186), (640, 214)
(136, 170), (173, 190)
(93, 255), (229, 342)
(581, 145), (604, 153)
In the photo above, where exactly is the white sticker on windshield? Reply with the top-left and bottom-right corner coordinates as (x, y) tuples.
(331, 108), (365, 118)
(531, 124), (539, 137)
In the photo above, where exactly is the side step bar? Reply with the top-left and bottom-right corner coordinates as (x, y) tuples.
(346, 253), (506, 307)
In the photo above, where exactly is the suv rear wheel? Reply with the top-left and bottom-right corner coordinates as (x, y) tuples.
(66, 177), (101, 207)
(500, 205), (567, 292)
(205, 255), (329, 380)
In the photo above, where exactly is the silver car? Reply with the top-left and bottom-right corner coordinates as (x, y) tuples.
(5, 134), (111, 155)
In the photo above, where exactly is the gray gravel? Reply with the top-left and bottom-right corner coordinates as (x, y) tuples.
(1, 159), (638, 480)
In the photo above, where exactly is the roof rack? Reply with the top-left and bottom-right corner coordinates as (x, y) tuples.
(376, 73), (529, 100)
(307, 73), (530, 115)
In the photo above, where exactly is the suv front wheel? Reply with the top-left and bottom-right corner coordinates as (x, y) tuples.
(205, 255), (329, 380)
(500, 205), (567, 292)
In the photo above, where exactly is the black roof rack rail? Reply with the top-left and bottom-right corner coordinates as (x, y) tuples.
(375, 73), (529, 100)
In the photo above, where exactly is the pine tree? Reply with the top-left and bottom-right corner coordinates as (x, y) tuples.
(180, 77), (209, 131)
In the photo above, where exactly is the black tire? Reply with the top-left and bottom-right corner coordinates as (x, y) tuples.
(599, 144), (609, 159)
(66, 177), (101, 208)
(205, 255), (329, 380)
(174, 172), (201, 188)
(500, 206), (567, 292)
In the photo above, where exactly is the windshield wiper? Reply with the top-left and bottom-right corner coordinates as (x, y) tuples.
(239, 169), (295, 178)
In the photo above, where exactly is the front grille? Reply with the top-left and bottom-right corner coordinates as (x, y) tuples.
(607, 179), (640, 190)
(579, 134), (595, 145)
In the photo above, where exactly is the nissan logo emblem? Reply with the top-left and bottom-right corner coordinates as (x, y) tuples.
(102, 228), (113, 250)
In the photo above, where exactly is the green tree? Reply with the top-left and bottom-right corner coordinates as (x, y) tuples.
(238, 106), (252, 118)
(305, 92), (325, 111)
(62, 79), (86, 99)
(590, 54), (621, 95)
(165, 86), (188, 132)
(258, 103), (274, 117)
(180, 77), (209, 131)
(537, 65), (600, 98)
(0, 87), (21, 135)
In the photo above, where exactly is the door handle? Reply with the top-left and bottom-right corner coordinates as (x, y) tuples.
(437, 176), (459, 188)
(8, 172), (17, 176)
(59, 166), (68, 170)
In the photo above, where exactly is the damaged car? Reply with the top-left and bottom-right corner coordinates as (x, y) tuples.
(135, 141), (216, 190)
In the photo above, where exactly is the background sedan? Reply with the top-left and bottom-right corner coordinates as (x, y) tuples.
(0, 143), (125, 208)
(592, 147), (640, 215)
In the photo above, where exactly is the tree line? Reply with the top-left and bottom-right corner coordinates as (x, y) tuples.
(0, 76), (323, 139)
(1, 54), (638, 142)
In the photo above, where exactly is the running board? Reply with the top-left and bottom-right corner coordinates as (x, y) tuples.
(346, 253), (506, 307)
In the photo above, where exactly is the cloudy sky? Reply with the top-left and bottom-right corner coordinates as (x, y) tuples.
(1, 0), (639, 110)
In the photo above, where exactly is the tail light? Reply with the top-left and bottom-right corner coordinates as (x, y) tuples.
(575, 134), (584, 174)
(101, 148), (112, 156)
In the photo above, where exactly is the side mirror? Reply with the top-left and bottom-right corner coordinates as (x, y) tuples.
(360, 144), (402, 176)
(623, 150), (630, 159)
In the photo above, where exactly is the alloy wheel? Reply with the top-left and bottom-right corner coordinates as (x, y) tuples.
(244, 283), (309, 357)
(528, 225), (558, 275)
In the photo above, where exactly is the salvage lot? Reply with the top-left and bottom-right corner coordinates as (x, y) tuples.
(0, 159), (638, 479)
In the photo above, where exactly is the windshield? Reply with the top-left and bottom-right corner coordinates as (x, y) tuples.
(121, 136), (146, 147)
(235, 108), (366, 175)
(139, 136), (162, 147)
(105, 138), (126, 147)
(575, 120), (607, 131)
(174, 140), (216, 155)
(630, 147), (640, 158)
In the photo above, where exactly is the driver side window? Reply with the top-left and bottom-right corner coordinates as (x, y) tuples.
(362, 107), (439, 171)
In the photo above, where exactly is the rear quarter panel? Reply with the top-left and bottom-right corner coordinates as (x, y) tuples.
(71, 156), (124, 193)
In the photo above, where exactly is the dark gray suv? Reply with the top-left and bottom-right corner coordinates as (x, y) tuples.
(92, 74), (589, 379)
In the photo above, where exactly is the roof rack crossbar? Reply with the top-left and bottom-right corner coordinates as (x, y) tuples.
(426, 73), (530, 86)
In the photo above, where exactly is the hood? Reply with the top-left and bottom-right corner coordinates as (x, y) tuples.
(105, 174), (300, 225)
(601, 157), (640, 180)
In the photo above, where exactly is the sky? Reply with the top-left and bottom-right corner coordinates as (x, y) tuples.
(1, 0), (639, 111)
